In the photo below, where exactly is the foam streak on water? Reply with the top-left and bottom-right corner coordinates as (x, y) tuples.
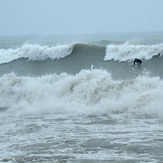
(0, 114), (163, 163)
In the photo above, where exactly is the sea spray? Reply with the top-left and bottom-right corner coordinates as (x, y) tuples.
(1, 70), (162, 118)
(0, 43), (73, 64)
(105, 42), (163, 61)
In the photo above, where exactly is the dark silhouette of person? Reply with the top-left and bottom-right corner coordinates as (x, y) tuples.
(134, 58), (142, 65)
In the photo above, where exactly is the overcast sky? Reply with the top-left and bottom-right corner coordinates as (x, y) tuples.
(0, 0), (163, 36)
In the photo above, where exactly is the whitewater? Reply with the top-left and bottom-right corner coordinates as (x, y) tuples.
(0, 33), (163, 162)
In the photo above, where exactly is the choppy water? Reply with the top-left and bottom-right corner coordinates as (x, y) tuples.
(1, 113), (163, 163)
(0, 33), (163, 162)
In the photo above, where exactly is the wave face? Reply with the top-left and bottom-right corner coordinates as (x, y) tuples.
(0, 41), (163, 79)
(1, 42), (163, 65)
(1, 70), (163, 118)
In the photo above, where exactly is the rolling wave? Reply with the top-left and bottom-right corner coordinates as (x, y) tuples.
(0, 42), (104, 64)
(105, 43), (163, 62)
(1, 41), (163, 65)
(1, 70), (163, 118)
(0, 43), (73, 64)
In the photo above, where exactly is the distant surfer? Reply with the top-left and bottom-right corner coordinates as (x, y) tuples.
(134, 58), (142, 66)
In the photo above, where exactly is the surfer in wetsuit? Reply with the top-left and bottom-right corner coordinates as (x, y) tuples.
(134, 58), (142, 66)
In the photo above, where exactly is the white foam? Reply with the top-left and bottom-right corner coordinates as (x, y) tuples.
(105, 43), (163, 62)
(0, 70), (163, 118)
(0, 43), (73, 64)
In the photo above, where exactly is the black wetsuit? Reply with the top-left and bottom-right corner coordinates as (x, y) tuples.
(134, 58), (142, 65)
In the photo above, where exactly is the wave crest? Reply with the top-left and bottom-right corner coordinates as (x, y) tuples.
(0, 43), (73, 64)
(104, 43), (163, 62)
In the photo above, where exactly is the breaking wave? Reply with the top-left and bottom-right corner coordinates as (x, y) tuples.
(105, 43), (163, 62)
(1, 70), (163, 118)
(1, 41), (163, 65)
(0, 43), (74, 64)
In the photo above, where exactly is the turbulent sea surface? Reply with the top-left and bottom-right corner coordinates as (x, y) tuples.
(0, 33), (163, 163)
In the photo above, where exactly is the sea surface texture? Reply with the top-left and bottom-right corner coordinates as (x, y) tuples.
(0, 33), (163, 163)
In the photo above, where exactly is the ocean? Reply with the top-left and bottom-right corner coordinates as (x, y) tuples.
(0, 33), (163, 163)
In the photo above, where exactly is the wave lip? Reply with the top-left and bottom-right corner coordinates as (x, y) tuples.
(104, 43), (163, 62)
(0, 43), (73, 64)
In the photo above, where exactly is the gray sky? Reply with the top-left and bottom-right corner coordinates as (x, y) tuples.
(0, 0), (163, 36)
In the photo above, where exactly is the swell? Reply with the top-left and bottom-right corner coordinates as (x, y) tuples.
(0, 43), (104, 65)
(0, 55), (163, 80)
(0, 42), (163, 79)
(0, 44), (106, 77)
(1, 42), (163, 65)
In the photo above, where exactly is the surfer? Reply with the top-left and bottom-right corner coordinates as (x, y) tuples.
(134, 58), (142, 66)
